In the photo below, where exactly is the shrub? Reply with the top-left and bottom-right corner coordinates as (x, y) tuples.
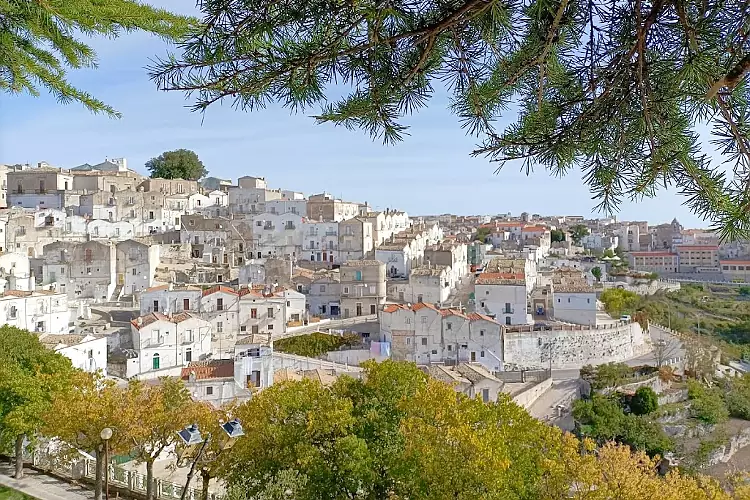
(274, 332), (361, 357)
(630, 387), (659, 415)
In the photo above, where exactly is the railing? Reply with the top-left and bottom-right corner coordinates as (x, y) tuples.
(285, 224), (296, 230)
(27, 448), (221, 500)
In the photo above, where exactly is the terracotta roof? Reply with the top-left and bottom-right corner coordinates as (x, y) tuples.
(720, 260), (750, 265)
(131, 311), (197, 330)
(2, 290), (33, 297)
(413, 302), (440, 313)
(440, 308), (468, 319)
(467, 312), (498, 323)
(202, 285), (238, 297)
(629, 252), (677, 257)
(383, 304), (410, 313)
(476, 272), (526, 285)
(425, 365), (470, 385)
(554, 284), (595, 293)
(521, 226), (548, 232)
(181, 360), (235, 381)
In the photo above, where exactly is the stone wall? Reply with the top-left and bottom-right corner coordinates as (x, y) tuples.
(512, 377), (553, 409)
(706, 426), (750, 467)
(503, 322), (650, 370)
(601, 279), (680, 296)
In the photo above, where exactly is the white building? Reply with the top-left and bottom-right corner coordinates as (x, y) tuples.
(129, 312), (212, 377)
(300, 220), (339, 264)
(552, 285), (597, 326)
(41, 333), (107, 376)
(200, 285), (241, 358)
(115, 239), (159, 297)
(139, 284), (203, 315)
(0, 290), (69, 334)
(388, 265), (451, 305)
(475, 272), (532, 325)
(251, 212), (304, 258)
(380, 303), (503, 373)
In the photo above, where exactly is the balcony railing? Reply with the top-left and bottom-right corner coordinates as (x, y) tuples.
(264, 225), (275, 230)
(503, 308), (514, 314)
(325, 231), (338, 236)
(285, 224), (296, 230)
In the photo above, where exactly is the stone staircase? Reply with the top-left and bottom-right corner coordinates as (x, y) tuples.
(110, 284), (124, 302)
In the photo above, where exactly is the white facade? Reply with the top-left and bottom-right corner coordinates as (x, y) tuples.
(200, 286), (241, 357)
(251, 212), (304, 258)
(553, 290), (597, 326)
(300, 220), (339, 264)
(0, 291), (69, 334)
(475, 281), (531, 325)
(130, 313), (212, 376)
(47, 334), (107, 376)
(139, 285), (202, 315)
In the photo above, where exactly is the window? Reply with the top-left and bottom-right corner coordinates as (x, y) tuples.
(206, 386), (213, 395)
(184, 298), (190, 310)
(557, 298), (561, 303)
(431, 349), (438, 354)
(251, 308), (258, 319)
(480, 350), (485, 358)
(268, 324), (274, 330)
(320, 285), (326, 292)
(482, 388), (490, 403)
(480, 330), (485, 337)
(268, 307), (274, 318)
(505, 317), (511, 325)
(421, 337), (427, 346)
(343, 286), (349, 294)
(405, 317), (411, 324)
(355, 270), (362, 281)
(217, 298), (224, 311)
(406, 337), (411, 345)
(152, 353), (160, 370)
(421, 316), (427, 324)
(153, 300), (159, 312)
(587, 298), (590, 303)
(9, 306), (17, 319)
(447, 344), (453, 351)
(185, 348), (192, 363)
(185, 329), (194, 342)
(446, 323), (452, 330)
(251, 370), (261, 387)
(568, 297), (571, 303)
(216, 321), (223, 333)
(370, 304), (376, 314)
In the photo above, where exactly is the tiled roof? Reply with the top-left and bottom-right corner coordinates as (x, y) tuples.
(476, 272), (525, 285)
(439, 308), (468, 319)
(131, 311), (196, 330)
(554, 284), (595, 293)
(521, 226), (547, 232)
(2, 290), (32, 297)
(455, 363), (502, 384)
(236, 333), (271, 345)
(467, 312), (498, 323)
(676, 245), (718, 250)
(410, 265), (449, 277)
(202, 285), (238, 297)
(425, 365), (470, 385)
(629, 252), (677, 257)
(40, 334), (86, 347)
(181, 360), (235, 381)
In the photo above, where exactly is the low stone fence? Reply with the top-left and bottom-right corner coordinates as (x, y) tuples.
(512, 377), (554, 409)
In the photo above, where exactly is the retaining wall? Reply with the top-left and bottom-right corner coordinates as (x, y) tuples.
(503, 322), (650, 370)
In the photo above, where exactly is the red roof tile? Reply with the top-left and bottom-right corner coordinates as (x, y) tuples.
(181, 360), (235, 381)
(202, 285), (238, 297)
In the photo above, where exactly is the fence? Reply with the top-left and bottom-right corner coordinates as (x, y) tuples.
(26, 448), (222, 500)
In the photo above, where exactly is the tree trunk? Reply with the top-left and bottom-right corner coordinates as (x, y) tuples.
(94, 446), (104, 500)
(14, 434), (24, 479)
(200, 470), (210, 500)
(146, 460), (155, 500)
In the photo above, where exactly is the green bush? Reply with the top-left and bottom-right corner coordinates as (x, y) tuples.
(630, 387), (659, 415)
(687, 380), (729, 424)
(274, 332), (361, 357)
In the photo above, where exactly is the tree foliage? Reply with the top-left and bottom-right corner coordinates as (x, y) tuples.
(145, 149), (207, 180)
(568, 224), (590, 245)
(474, 226), (492, 242)
(687, 379), (729, 424)
(600, 288), (641, 316)
(550, 228), (566, 242)
(273, 332), (361, 358)
(630, 387), (659, 415)
(1, 0), (193, 117)
(591, 266), (602, 282)
(0, 327), (76, 478)
(150, 0), (750, 238)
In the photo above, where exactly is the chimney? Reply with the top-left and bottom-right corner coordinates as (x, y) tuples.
(137, 316), (143, 326)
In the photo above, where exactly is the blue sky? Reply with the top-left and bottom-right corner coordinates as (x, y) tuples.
(0, 1), (711, 226)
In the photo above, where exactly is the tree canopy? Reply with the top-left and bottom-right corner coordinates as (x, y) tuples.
(221, 360), (735, 499)
(0, 326), (76, 478)
(145, 149), (207, 180)
(1, 0), (193, 117)
(150, 0), (750, 239)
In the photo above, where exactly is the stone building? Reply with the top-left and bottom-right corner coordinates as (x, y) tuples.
(339, 260), (386, 318)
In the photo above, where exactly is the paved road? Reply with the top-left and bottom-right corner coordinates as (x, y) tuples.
(626, 325), (684, 367)
(0, 463), (93, 500)
(528, 378), (580, 431)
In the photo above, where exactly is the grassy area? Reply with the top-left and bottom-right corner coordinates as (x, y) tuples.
(0, 486), (37, 500)
(603, 284), (750, 359)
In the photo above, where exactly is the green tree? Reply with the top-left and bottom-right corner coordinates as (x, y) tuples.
(568, 225), (590, 245)
(600, 288), (641, 317)
(127, 378), (206, 500)
(43, 374), (139, 500)
(591, 266), (602, 282)
(687, 380), (729, 425)
(474, 227), (492, 242)
(148, 0), (750, 238)
(1, 0), (193, 117)
(0, 327), (76, 479)
(550, 229), (565, 242)
(630, 387), (659, 416)
(739, 286), (750, 296)
(145, 149), (207, 180)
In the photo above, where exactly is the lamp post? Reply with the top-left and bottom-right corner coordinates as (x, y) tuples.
(176, 419), (244, 500)
(99, 427), (113, 500)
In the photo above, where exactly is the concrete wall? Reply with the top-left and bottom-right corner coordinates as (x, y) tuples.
(503, 322), (650, 370)
(512, 377), (553, 409)
(324, 349), (388, 366)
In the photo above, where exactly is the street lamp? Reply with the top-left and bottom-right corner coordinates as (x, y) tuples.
(176, 420), (245, 500)
(99, 427), (113, 500)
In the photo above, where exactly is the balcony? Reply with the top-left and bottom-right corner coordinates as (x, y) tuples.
(325, 231), (338, 236)
(263, 225), (275, 230)
(285, 224), (296, 230)
(503, 308), (514, 314)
